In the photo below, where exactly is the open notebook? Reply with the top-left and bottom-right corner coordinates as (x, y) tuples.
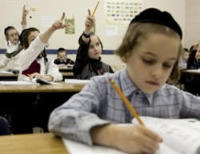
(62, 117), (200, 154)
(132, 116), (200, 154)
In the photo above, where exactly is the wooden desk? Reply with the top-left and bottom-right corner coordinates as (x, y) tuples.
(181, 69), (200, 74)
(0, 82), (84, 93)
(61, 72), (74, 79)
(0, 133), (67, 154)
(0, 73), (18, 81)
(0, 82), (85, 133)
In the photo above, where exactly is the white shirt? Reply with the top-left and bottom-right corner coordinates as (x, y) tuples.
(16, 35), (63, 81)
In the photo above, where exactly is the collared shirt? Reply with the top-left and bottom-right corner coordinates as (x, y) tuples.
(48, 69), (200, 145)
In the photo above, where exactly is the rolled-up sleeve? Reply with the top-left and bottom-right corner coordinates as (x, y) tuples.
(48, 77), (110, 145)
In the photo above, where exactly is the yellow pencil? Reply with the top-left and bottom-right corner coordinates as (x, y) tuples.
(109, 78), (144, 126)
(92, 1), (100, 16)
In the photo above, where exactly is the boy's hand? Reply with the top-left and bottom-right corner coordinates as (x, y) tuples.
(84, 9), (95, 33)
(52, 12), (66, 30)
(92, 124), (162, 154)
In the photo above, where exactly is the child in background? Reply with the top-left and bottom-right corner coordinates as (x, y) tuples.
(0, 5), (28, 70)
(178, 48), (189, 69)
(54, 47), (74, 69)
(16, 13), (66, 82)
(49, 8), (200, 154)
(187, 44), (200, 69)
(73, 10), (113, 79)
(17, 27), (62, 82)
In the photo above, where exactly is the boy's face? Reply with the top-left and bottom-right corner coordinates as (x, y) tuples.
(183, 51), (189, 61)
(125, 33), (180, 94)
(7, 29), (19, 45)
(88, 35), (102, 60)
(58, 51), (67, 61)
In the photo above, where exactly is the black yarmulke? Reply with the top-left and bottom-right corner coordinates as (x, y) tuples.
(131, 8), (182, 39)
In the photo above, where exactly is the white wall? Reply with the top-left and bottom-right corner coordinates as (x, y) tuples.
(0, 0), (186, 50)
(185, 0), (200, 48)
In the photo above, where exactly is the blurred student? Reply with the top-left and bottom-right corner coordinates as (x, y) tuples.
(16, 13), (66, 82)
(54, 47), (74, 69)
(178, 48), (189, 69)
(73, 10), (113, 79)
(49, 8), (200, 154)
(187, 44), (200, 69)
(0, 5), (28, 70)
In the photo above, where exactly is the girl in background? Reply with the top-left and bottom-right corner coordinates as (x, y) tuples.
(17, 27), (63, 82)
(73, 10), (113, 79)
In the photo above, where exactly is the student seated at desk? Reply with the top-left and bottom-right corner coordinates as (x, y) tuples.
(17, 25), (63, 82)
(73, 10), (113, 79)
(180, 44), (200, 95)
(0, 5), (28, 71)
(178, 48), (189, 70)
(49, 8), (200, 154)
(54, 47), (74, 69)
(187, 44), (200, 69)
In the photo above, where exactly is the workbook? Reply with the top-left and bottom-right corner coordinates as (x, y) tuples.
(62, 117), (200, 154)
(132, 116), (200, 154)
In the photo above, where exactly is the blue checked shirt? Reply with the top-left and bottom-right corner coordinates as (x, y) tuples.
(48, 69), (200, 145)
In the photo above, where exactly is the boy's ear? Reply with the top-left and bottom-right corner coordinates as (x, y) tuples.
(121, 52), (131, 63)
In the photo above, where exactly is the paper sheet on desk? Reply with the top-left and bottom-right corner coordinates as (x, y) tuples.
(65, 79), (89, 85)
(62, 139), (126, 154)
(0, 81), (36, 85)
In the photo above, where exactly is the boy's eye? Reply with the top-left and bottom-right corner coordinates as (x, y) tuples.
(163, 63), (173, 68)
(142, 58), (155, 64)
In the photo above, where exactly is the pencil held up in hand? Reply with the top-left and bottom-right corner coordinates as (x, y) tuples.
(92, 1), (100, 16)
(109, 78), (144, 126)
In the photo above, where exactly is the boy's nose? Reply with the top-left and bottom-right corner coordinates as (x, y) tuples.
(151, 66), (163, 79)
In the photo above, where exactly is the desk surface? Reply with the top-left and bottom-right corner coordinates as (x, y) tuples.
(181, 69), (200, 74)
(0, 133), (68, 154)
(0, 82), (84, 93)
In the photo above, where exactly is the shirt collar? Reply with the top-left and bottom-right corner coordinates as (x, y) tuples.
(119, 69), (138, 96)
(119, 69), (156, 105)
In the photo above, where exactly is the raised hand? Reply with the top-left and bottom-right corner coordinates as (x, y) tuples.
(84, 9), (95, 33)
(22, 5), (29, 18)
(52, 12), (66, 30)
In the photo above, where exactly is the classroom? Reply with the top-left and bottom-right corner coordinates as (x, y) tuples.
(1, 0), (200, 154)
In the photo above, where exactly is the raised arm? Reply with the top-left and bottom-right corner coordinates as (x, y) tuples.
(82, 9), (95, 43)
(21, 5), (28, 30)
(40, 12), (66, 43)
(73, 10), (95, 77)
(18, 13), (66, 71)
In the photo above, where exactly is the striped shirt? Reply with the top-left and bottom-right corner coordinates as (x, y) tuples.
(48, 69), (200, 145)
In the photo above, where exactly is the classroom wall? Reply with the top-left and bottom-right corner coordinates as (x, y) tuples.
(0, 0), (186, 50)
(185, 0), (200, 48)
(0, 0), (186, 70)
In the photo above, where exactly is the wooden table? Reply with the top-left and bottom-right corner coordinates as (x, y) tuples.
(0, 82), (84, 93)
(0, 133), (68, 154)
(181, 69), (200, 74)
(0, 73), (18, 81)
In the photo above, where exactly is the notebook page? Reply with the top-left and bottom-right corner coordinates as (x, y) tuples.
(132, 117), (200, 154)
(0, 81), (36, 85)
(65, 79), (89, 85)
(62, 138), (126, 154)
